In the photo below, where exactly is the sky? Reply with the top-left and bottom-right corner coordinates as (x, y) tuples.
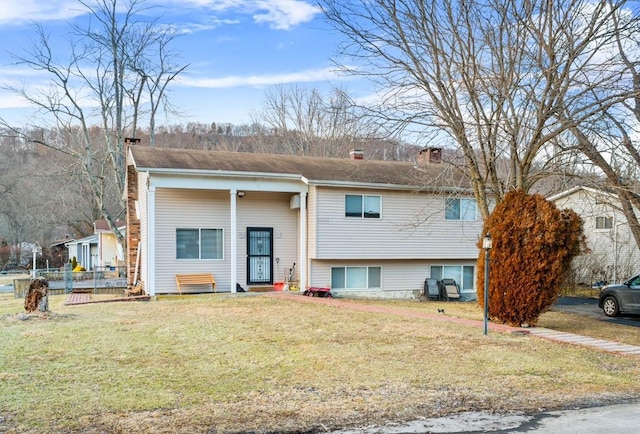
(0, 0), (362, 128)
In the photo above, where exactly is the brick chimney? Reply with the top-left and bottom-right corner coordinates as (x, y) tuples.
(125, 137), (141, 146)
(349, 149), (364, 160)
(418, 147), (442, 164)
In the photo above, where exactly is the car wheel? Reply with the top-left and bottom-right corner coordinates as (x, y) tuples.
(602, 296), (620, 317)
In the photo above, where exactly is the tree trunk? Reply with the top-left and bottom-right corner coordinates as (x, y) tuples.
(24, 278), (49, 313)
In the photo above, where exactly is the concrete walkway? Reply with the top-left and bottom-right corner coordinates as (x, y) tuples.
(64, 292), (91, 305)
(269, 292), (640, 357)
(526, 327), (640, 355)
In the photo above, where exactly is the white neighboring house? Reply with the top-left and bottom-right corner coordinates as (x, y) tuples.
(65, 234), (98, 270)
(126, 147), (485, 299)
(548, 186), (640, 285)
(65, 220), (125, 270)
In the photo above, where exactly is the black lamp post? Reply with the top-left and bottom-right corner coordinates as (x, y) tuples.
(483, 233), (492, 336)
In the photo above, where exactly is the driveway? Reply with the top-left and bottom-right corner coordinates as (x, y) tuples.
(332, 401), (640, 433)
(553, 296), (640, 327)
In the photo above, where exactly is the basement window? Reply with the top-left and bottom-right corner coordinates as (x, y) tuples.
(331, 266), (382, 289)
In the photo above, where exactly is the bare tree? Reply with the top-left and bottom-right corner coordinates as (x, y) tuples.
(543, 2), (640, 251)
(0, 134), (63, 263)
(0, 0), (187, 241)
(319, 0), (634, 220)
(253, 84), (379, 157)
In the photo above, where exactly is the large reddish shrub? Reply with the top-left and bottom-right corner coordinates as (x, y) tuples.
(476, 190), (585, 326)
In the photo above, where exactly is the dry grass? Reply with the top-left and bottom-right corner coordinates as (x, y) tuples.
(361, 298), (640, 347)
(560, 286), (601, 298)
(1, 292), (639, 433)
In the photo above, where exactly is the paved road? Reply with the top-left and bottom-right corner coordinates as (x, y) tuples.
(333, 401), (640, 433)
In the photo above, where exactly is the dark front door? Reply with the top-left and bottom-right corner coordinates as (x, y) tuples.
(247, 228), (273, 285)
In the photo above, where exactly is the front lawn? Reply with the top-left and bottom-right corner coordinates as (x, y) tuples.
(1, 293), (638, 433)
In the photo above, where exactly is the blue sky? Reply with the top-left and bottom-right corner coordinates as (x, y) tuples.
(0, 0), (362, 127)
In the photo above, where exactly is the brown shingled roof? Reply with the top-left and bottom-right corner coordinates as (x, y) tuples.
(94, 219), (125, 232)
(129, 147), (469, 190)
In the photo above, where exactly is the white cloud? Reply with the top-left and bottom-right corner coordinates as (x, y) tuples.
(252, 0), (320, 30)
(0, 91), (31, 110)
(0, 66), (46, 79)
(0, 0), (320, 31)
(0, 1), (86, 25)
(178, 67), (342, 88)
(158, 18), (240, 36)
(172, 0), (244, 9)
(163, 0), (320, 30)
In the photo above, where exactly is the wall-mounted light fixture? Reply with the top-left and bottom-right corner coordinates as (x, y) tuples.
(237, 191), (246, 198)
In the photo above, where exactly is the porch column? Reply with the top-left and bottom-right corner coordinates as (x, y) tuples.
(147, 185), (156, 296)
(299, 192), (307, 290)
(230, 190), (238, 293)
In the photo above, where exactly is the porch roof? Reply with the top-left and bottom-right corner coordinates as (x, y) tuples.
(129, 147), (469, 191)
(65, 234), (98, 247)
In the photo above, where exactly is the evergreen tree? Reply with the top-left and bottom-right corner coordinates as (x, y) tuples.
(477, 190), (586, 326)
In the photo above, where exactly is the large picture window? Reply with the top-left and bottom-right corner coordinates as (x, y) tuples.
(445, 198), (477, 221)
(176, 228), (223, 260)
(430, 265), (474, 291)
(331, 266), (382, 289)
(345, 194), (381, 218)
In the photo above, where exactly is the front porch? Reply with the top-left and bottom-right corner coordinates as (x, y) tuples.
(128, 171), (309, 295)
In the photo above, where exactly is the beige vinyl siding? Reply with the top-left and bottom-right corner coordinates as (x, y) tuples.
(153, 189), (299, 293)
(138, 172), (148, 291)
(309, 259), (476, 299)
(315, 187), (481, 260)
(235, 192), (299, 287)
(100, 233), (119, 267)
(155, 188), (229, 293)
(307, 186), (318, 259)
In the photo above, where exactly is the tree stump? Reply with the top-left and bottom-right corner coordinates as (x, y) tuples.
(24, 278), (49, 313)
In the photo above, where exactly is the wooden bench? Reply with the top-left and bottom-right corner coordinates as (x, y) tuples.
(175, 273), (216, 295)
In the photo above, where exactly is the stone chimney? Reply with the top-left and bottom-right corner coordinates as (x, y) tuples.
(349, 149), (364, 160)
(418, 147), (442, 164)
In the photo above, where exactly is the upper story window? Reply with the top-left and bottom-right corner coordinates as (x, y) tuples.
(595, 216), (613, 230)
(176, 228), (224, 260)
(345, 194), (381, 218)
(445, 198), (477, 221)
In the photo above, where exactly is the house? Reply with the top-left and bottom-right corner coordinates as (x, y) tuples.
(65, 220), (125, 271)
(65, 234), (98, 270)
(548, 186), (640, 284)
(125, 147), (484, 299)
